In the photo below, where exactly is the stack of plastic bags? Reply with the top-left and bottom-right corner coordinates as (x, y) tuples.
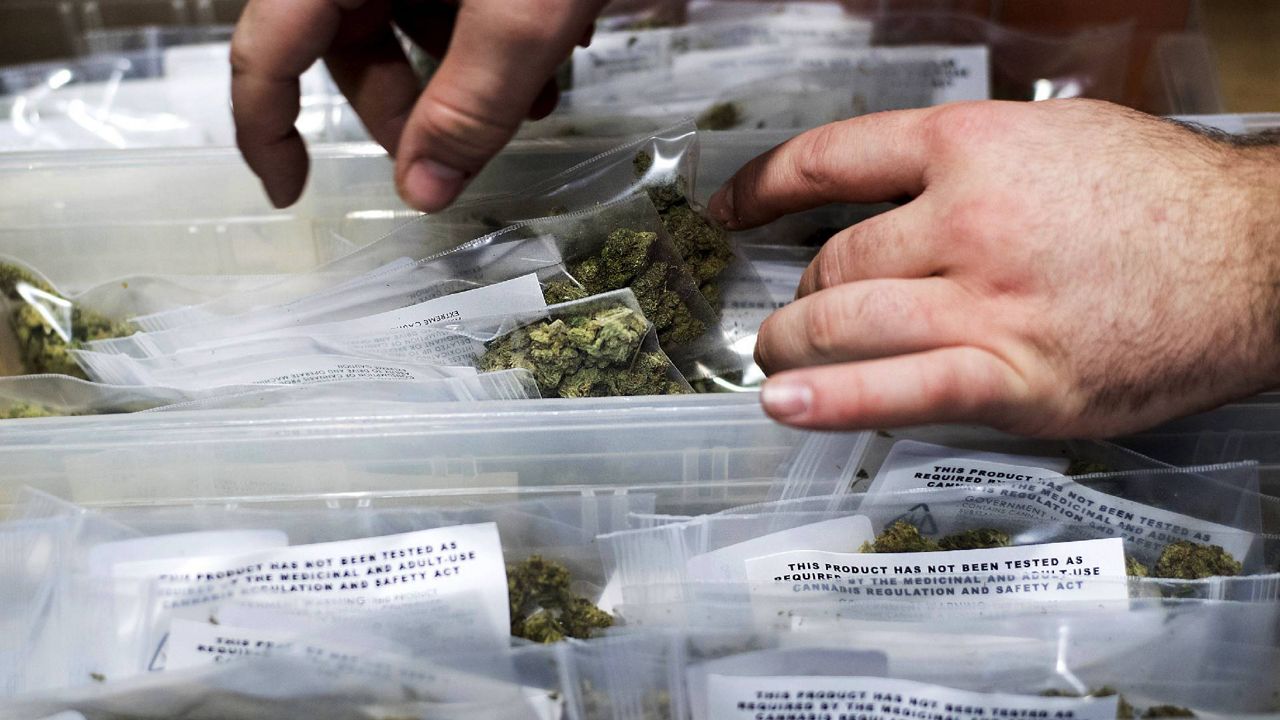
(0, 427), (1276, 718)
(0, 123), (792, 418)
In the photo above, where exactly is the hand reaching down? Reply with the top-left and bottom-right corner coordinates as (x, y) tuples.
(710, 100), (1280, 437)
(230, 0), (605, 212)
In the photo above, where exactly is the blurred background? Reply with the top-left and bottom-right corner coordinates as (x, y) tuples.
(0, 0), (1276, 121)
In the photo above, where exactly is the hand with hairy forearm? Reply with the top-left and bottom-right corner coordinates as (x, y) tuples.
(709, 100), (1280, 437)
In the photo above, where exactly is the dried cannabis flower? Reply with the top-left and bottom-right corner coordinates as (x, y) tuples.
(937, 528), (1011, 551)
(1, 262), (130, 378)
(1040, 688), (1193, 719)
(2, 403), (57, 419)
(1152, 541), (1242, 580)
(860, 522), (1013, 554)
(696, 102), (742, 131)
(478, 304), (689, 398)
(633, 152), (733, 305)
(508, 555), (614, 643)
(1066, 458), (1112, 476)
(542, 228), (706, 348)
(1125, 556), (1151, 578)
(859, 520), (941, 553)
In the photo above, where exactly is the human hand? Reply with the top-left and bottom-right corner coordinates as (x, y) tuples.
(230, 0), (605, 211)
(710, 100), (1280, 437)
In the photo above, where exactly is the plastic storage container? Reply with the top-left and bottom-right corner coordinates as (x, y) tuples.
(0, 394), (818, 514)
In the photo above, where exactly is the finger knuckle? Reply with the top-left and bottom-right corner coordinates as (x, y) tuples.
(859, 283), (928, 333)
(925, 102), (1003, 151)
(804, 296), (847, 359)
(792, 125), (840, 195)
(811, 244), (848, 292)
(412, 98), (514, 167)
(754, 317), (780, 372)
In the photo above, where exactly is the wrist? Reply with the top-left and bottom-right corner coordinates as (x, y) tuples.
(1232, 142), (1280, 392)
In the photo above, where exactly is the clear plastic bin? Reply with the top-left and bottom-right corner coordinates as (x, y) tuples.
(0, 394), (814, 514)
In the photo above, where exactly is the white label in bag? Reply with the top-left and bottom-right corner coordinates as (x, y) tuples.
(745, 537), (1129, 607)
(111, 523), (510, 645)
(869, 440), (1254, 562)
(704, 675), (1118, 720)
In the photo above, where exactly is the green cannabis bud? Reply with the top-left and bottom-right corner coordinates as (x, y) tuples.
(1142, 707), (1195, 718)
(479, 304), (688, 398)
(1152, 540), (1242, 580)
(2, 262), (130, 378)
(633, 152), (734, 305)
(859, 520), (941, 553)
(1, 403), (57, 419)
(1125, 555), (1151, 578)
(1040, 687), (1139, 719)
(507, 556), (614, 643)
(696, 102), (742, 131)
(1066, 458), (1112, 476)
(542, 228), (706, 348)
(937, 528), (1011, 551)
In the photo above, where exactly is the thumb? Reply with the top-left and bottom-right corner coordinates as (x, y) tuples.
(394, 0), (604, 212)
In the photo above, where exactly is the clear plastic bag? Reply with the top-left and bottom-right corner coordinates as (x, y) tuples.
(131, 123), (705, 332)
(599, 464), (1271, 613)
(143, 371), (542, 412)
(468, 289), (694, 398)
(112, 289), (690, 399)
(556, 44), (990, 125)
(5, 491), (652, 694)
(0, 375), (255, 420)
(856, 10), (1134, 104)
(570, 6), (873, 89)
(0, 42), (366, 152)
(76, 273), (550, 382)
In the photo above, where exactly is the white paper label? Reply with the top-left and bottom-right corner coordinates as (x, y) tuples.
(868, 440), (1254, 562)
(868, 440), (1070, 494)
(111, 524), (510, 667)
(704, 675), (1118, 720)
(688, 516), (876, 583)
(669, 45), (990, 108)
(165, 619), (299, 669)
(745, 538), (1129, 608)
(149, 354), (475, 391)
(164, 618), (520, 702)
(574, 14), (872, 87)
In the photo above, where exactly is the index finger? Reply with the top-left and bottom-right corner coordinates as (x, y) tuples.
(707, 107), (939, 231)
(230, 0), (352, 208)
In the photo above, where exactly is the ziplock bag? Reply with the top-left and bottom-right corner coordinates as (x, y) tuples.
(123, 196), (740, 384)
(76, 274), (549, 380)
(561, 44), (990, 121)
(131, 123), (708, 332)
(570, 7), (873, 89)
(16, 491), (653, 689)
(1, 651), (552, 720)
(765, 425), (1173, 502)
(470, 290), (693, 397)
(75, 341), (479, 392)
(676, 602), (1280, 717)
(861, 10), (1133, 105)
(107, 289), (690, 398)
(145, 372), (542, 412)
(0, 375), (263, 419)
(599, 464), (1269, 611)
(0, 259), (132, 378)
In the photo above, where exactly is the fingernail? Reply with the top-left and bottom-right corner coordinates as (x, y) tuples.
(404, 158), (468, 212)
(761, 380), (812, 420)
(710, 184), (736, 228)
